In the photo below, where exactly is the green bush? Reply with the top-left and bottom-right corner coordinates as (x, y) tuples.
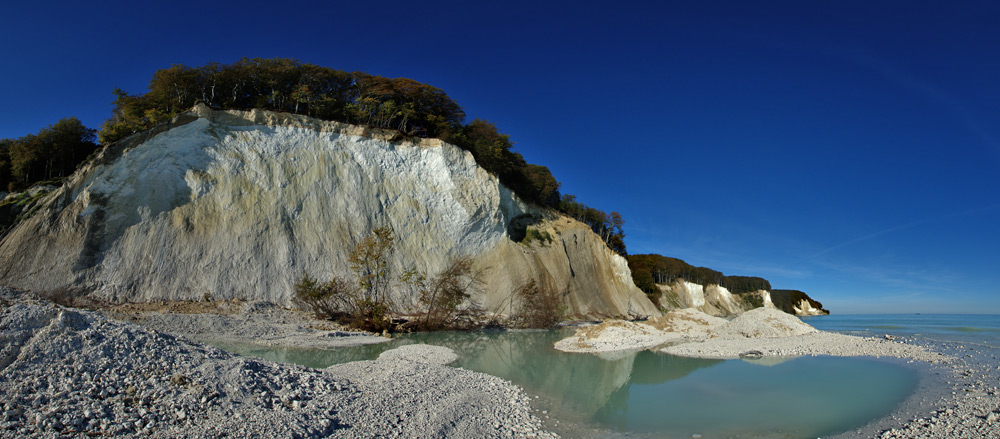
(521, 228), (553, 246)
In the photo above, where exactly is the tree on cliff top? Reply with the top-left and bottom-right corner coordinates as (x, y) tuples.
(100, 58), (466, 144)
(99, 58), (626, 254)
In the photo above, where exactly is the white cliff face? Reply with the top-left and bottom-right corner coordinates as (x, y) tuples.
(704, 284), (749, 315)
(658, 281), (705, 309)
(0, 106), (657, 319)
(760, 290), (777, 309)
(793, 298), (825, 316)
(655, 280), (790, 317)
(657, 281), (750, 316)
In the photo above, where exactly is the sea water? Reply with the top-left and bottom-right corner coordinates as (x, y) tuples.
(805, 314), (1000, 348)
(206, 319), (965, 439)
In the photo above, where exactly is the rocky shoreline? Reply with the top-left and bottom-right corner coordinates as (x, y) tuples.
(829, 335), (1000, 439)
(0, 288), (554, 438)
(3, 288), (997, 438)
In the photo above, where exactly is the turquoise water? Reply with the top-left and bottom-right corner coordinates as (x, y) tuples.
(206, 327), (921, 439)
(804, 314), (1000, 349)
(805, 313), (1000, 335)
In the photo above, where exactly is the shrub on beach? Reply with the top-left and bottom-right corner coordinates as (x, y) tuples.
(296, 227), (488, 332)
(407, 257), (485, 331)
(293, 275), (358, 320)
(512, 280), (564, 329)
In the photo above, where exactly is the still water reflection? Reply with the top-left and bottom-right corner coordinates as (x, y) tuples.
(206, 329), (917, 438)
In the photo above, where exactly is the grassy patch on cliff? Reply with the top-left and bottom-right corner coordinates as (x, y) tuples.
(519, 228), (553, 246)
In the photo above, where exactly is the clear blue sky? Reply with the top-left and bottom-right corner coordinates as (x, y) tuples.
(3, 0), (999, 313)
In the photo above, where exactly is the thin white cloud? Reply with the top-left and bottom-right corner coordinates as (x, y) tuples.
(780, 203), (1000, 270)
(837, 47), (1000, 164)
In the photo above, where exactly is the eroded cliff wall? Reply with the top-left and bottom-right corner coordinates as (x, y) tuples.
(0, 105), (657, 319)
(655, 280), (826, 317)
(656, 281), (765, 316)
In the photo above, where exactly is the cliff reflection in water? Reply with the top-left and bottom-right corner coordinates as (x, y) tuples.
(205, 329), (723, 420)
(206, 329), (917, 438)
(401, 330), (722, 420)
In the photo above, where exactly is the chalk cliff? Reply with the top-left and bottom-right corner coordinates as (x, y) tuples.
(657, 281), (768, 316)
(0, 105), (658, 320)
(655, 280), (827, 317)
(770, 289), (829, 316)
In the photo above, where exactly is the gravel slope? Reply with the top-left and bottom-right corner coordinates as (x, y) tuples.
(0, 288), (555, 438)
(5, 286), (996, 439)
(661, 331), (946, 362)
(830, 336), (1000, 439)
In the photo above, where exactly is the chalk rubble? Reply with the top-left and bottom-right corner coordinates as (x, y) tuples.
(0, 287), (556, 438)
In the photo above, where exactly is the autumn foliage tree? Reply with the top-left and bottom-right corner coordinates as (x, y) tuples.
(296, 227), (489, 332)
(101, 58), (465, 144)
(293, 227), (396, 332)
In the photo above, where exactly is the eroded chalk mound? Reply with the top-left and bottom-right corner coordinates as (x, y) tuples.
(646, 308), (728, 337)
(555, 308), (731, 353)
(555, 320), (678, 353)
(710, 306), (817, 338)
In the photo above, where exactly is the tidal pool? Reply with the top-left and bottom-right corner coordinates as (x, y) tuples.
(205, 329), (918, 439)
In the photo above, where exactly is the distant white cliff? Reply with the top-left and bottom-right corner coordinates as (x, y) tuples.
(656, 281), (826, 317)
(0, 105), (658, 320)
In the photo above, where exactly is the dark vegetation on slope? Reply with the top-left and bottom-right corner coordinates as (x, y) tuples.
(626, 254), (826, 314)
(0, 118), (98, 236)
(627, 253), (772, 301)
(0, 117), (97, 192)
